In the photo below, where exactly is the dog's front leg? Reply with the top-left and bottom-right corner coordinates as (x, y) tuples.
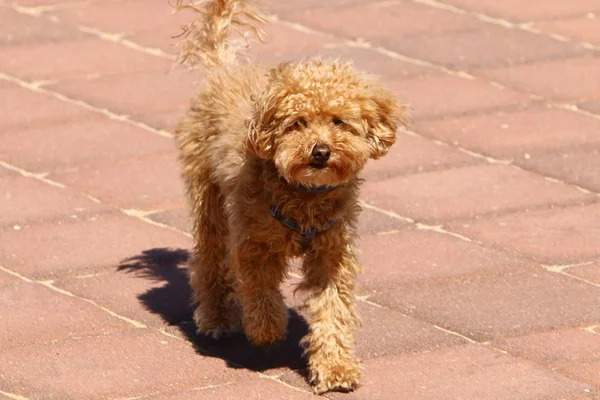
(300, 242), (362, 394)
(233, 240), (288, 348)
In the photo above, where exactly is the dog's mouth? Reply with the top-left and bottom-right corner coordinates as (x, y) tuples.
(309, 162), (327, 170)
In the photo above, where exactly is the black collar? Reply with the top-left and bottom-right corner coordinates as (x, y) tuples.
(295, 184), (339, 194)
(270, 180), (340, 251)
(270, 205), (337, 252)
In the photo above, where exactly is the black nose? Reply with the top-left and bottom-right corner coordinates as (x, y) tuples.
(311, 144), (331, 163)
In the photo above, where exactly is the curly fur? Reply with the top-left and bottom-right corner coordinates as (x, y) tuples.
(174, 0), (410, 394)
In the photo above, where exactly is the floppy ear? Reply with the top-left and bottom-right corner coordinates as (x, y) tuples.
(365, 88), (411, 160)
(244, 66), (289, 160)
(245, 106), (275, 160)
(245, 86), (283, 160)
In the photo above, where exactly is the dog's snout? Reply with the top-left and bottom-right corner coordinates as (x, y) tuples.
(311, 144), (331, 163)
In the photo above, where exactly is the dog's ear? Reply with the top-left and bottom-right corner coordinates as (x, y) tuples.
(245, 105), (276, 160)
(244, 92), (278, 160)
(364, 88), (411, 160)
(245, 68), (287, 160)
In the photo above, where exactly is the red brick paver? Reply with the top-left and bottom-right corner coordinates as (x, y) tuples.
(0, 38), (173, 81)
(0, 281), (131, 347)
(1, 0), (599, 399)
(329, 345), (595, 400)
(0, 117), (177, 173)
(480, 56), (600, 102)
(0, 329), (257, 399)
(535, 15), (600, 46)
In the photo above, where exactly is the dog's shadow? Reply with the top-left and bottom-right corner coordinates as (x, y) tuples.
(118, 248), (309, 374)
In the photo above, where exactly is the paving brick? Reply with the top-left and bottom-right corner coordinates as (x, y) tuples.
(326, 345), (596, 400)
(0, 165), (14, 177)
(0, 38), (173, 81)
(148, 378), (318, 400)
(11, 0), (87, 4)
(280, 270), (304, 305)
(50, 68), (198, 116)
(481, 56), (600, 102)
(494, 326), (600, 369)
(392, 75), (531, 120)
(50, 153), (186, 210)
(148, 207), (192, 234)
(277, 370), (313, 393)
(356, 208), (408, 236)
(0, 211), (191, 279)
(171, 310), (310, 375)
(52, 0), (193, 35)
(0, 9), (83, 45)
(56, 248), (192, 327)
(0, 270), (22, 287)
(518, 147), (600, 192)
(145, 16), (339, 57)
(127, 27), (181, 55)
(448, 203), (600, 263)
(263, 0), (368, 14)
(250, 37), (433, 84)
(0, 85), (93, 130)
(13, 0), (87, 4)
(580, 98), (600, 114)
(296, 46), (434, 81)
(0, 78), (12, 90)
(358, 228), (530, 290)
(290, 2), (481, 42)
(442, 0), (600, 22)
(535, 15), (600, 46)
(568, 263), (600, 285)
(361, 132), (479, 181)
(388, 25), (585, 70)
(0, 329), (255, 400)
(0, 175), (110, 228)
(417, 107), (600, 160)
(0, 281), (130, 348)
(354, 302), (465, 359)
(249, 21), (339, 59)
(155, 23), (335, 65)
(134, 109), (184, 132)
(283, 275), (462, 355)
(362, 164), (592, 223)
(0, 117), (176, 173)
(562, 360), (600, 387)
(371, 270), (600, 341)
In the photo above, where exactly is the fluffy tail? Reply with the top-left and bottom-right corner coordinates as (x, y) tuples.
(174, 0), (267, 69)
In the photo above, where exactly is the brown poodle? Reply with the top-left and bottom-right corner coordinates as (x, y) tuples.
(173, 0), (410, 394)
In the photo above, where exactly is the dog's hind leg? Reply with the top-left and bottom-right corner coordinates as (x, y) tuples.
(188, 181), (241, 338)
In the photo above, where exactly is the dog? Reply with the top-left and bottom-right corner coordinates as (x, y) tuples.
(173, 0), (410, 393)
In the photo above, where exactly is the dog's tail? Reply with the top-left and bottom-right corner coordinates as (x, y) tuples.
(174, 0), (267, 69)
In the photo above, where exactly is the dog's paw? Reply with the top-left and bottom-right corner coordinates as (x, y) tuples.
(245, 320), (287, 348)
(250, 330), (287, 349)
(193, 306), (241, 339)
(243, 308), (288, 348)
(241, 295), (288, 348)
(309, 357), (362, 394)
(203, 324), (241, 339)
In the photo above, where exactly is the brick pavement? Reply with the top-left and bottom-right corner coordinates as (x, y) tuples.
(0, 0), (599, 398)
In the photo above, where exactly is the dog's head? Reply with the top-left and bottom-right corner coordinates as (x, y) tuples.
(245, 59), (410, 187)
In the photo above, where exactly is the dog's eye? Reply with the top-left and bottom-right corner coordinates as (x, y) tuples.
(332, 118), (344, 126)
